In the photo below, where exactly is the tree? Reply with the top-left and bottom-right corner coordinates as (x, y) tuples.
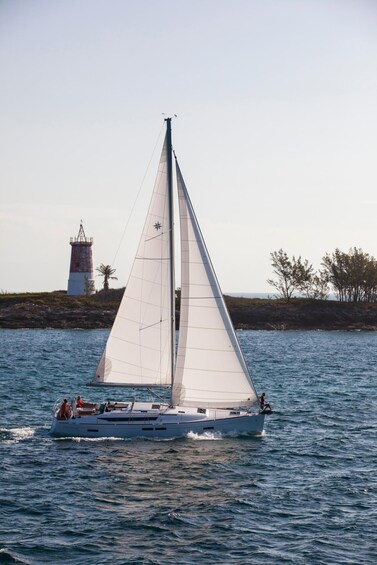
(291, 256), (315, 297)
(96, 264), (118, 291)
(322, 247), (377, 302)
(306, 271), (330, 300)
(362, 260), (377, 302)
(267, 249), (297, 300)
(267, 249), (329, 300)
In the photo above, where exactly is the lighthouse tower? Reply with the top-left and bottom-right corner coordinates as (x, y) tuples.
(67, 222), (95, 295)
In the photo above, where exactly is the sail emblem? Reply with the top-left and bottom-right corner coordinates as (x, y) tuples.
(154, 222), (162, 231)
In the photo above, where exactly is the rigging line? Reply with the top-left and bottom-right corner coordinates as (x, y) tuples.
(111, 122), (165, 268)
(147, 388), (170, 403)
(139, 319), (167, 332)
(145, 230), (171, 243)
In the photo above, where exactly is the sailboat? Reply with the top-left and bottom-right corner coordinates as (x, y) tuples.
(50, 119), (269, 439)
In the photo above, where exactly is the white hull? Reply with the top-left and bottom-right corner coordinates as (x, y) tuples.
(50, 402), (265, 439)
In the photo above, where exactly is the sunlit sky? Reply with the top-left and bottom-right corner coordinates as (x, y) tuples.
(1, 0), (376, 294)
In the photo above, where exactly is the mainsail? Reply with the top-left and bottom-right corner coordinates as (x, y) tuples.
(172, 159), (258, 408)
(92, 135), (174, 387)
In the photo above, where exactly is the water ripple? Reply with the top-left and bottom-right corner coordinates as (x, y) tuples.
(0, 329), (376, 564)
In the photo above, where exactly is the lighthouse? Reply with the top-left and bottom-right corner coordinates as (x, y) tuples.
(67, 222), (95, 295)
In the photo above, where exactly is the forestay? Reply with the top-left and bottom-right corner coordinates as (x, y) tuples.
(172, 160), (258, 408)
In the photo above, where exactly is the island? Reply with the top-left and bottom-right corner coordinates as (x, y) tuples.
(1, 290), (377, 331)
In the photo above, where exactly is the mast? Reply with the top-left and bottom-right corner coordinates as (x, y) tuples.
(165, 117), (175, 399)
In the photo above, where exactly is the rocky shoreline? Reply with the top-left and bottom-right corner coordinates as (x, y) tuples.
(1, 290), (377, 331)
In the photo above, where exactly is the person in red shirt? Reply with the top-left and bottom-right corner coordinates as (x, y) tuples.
(57, 399), (70, 419)
(76, 396), (84, 408)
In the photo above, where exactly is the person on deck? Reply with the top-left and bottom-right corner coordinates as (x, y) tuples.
(259, 392), (271, 412)
(57, 399), (70, 419)
(76, 396), (84, 408)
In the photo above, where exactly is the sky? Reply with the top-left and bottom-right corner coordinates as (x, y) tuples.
(1, 0), (377, 294)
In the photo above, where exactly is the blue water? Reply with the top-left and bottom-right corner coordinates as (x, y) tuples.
(0, 329), (376, 564)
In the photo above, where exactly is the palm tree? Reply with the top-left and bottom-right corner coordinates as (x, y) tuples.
(96, 264), (118, 291)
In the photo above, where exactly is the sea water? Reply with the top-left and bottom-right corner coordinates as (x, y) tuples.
(0, 329), (376, 565)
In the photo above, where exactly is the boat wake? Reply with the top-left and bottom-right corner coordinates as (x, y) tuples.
(50, 429), (266, 443)
(0, 427), (36, 444)
(186, 431), (224, 441)
(54, 436), (126, 443)
(187, 429), (266, 441)
(53, 435), (177, 443)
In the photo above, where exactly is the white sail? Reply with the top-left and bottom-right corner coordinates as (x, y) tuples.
(92, 136), (173, 387)
(172, 160), (258, 408)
